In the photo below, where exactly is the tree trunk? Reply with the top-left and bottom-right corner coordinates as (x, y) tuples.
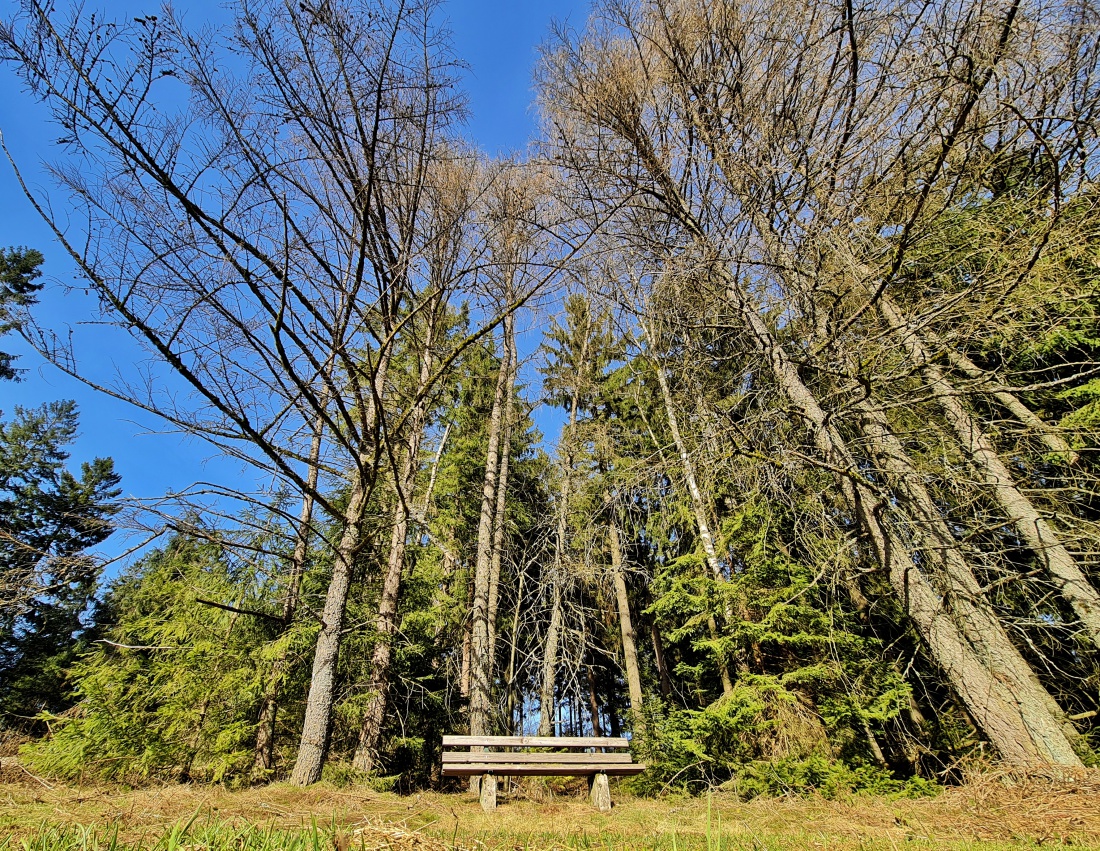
(539, 373), (583, 737)
(878, 295), (1100, 648)
(504, 564), (526, 733)
(291, 352), (391, 786)
(942, 343), (1078, 464)
(586, 658), (603, 737)
(486, 319), (517, 681)
(651, 354), (735, 695)
(290, 473), (371, 785)
(728, 288), (1080, 765)
(252, 409), (324, 779)
(538, 578), (564, 736)
(351, 311), (441, 773)
(470, 319), (514, 741)
(609, 516), (645, 733)
(650, 620), (673, 699)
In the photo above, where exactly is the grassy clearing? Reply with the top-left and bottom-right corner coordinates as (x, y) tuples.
(2, 771), (1100, 850)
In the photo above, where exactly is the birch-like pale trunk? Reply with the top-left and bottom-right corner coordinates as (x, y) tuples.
(651, 352), (735, 695)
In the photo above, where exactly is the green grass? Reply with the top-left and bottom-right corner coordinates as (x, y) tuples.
(4, 775), (1100, 850)
(2, 816), (1092, 851)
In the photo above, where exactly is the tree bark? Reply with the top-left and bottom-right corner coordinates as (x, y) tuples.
(651, 353), (735, 695)
(486, 319), (517, 681)
(538, 578), (564, 736)
(470, 318), (514, 741)
(729, 292), (1081, 765)
(252, 406), (325, 779)
(291, 353), (391, 786)
(290, 474), (371, 785)
(878, 295), (1100, 648)
(942, 343), (1078, 464)
(351, 306), (442, 773)
(609, 516), (644, 733)
(650, 620), (673, 699)
(538, 363), (584, 737)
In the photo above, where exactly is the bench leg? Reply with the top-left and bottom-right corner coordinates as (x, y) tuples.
(479, 772), (497, 813)
(590, 771), (611, 812)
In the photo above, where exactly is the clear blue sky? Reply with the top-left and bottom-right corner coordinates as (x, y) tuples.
(0, 0), (583, 560)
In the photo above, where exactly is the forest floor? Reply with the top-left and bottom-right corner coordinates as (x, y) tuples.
(3, 764), (1100, 850)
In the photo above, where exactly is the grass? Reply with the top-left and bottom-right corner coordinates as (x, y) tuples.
(3, 771), (1100, 850)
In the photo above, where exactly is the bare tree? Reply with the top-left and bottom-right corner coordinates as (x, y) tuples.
(0, 0), (510, 784)
(538, 0), (1095, 765)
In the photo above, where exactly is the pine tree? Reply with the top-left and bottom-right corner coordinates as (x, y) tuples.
(0, 401), (121, 727)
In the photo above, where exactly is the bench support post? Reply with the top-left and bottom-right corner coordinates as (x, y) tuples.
(590, 770), (611, 812)
(479, 771), (497, 813)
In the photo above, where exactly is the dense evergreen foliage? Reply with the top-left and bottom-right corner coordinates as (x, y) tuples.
(0, 401), (120, 727)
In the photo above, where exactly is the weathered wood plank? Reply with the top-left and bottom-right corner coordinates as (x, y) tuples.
(441, 763), (647, 777)
(442, 735), (630, 749)
(443, 751), (633, 764)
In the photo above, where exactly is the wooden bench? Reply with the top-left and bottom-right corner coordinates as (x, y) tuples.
(442, 735), (645, 812)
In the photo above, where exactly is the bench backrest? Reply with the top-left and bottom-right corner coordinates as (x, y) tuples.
(442, 735), (629, 750)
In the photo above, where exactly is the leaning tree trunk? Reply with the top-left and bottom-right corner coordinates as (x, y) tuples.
(651, 353), (735, 695)
(290, 471), (372, 785)
(878, 295), (1100, 648)
(731, 287), (1082, 766)
(291, 352), (391, 786)
(608, 515), (644, 733)
(252, 405), (326, 778)
(631, 127), (1078, 762)
(941, 338), (1078, 464)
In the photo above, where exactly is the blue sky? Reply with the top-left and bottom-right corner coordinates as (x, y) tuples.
(0, 0), (583, 560)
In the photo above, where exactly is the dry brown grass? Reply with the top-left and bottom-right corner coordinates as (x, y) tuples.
(3, 768), (1100, 849)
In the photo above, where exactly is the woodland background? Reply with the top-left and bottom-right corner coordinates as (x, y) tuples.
(0, 0), (1098, 799)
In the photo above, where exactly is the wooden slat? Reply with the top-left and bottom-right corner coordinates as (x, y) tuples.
(441, 763), (647, 777)
(442, 735), (630, 749)
(443, 751), (633, 765)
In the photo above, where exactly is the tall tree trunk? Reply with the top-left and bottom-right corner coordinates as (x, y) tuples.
(486, 320), (517, 680)
(538, 578), (564, 736)
(290, 475), (371, 785)
(586, 657), (603, 737)
(625, 114), (1078, 762)
(505, 565), (526, 734)
(538, 368), (584, 737)
(252, 407), (325, 778)
(470, 318), (514, 741)
(878, 295), (1100, 647)
(608, 515), (644, 733)
(351, 310), (442, 772)
(291, 353), (391, 786)
(651, 353), (735, 695)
